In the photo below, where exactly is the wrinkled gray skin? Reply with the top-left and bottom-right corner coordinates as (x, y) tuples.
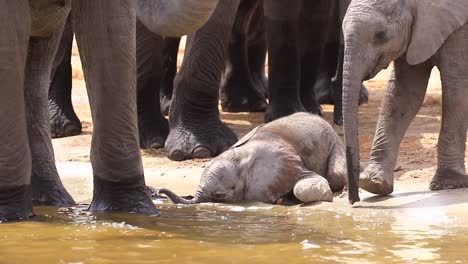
(159, 113), (347, 204)
(0, 0), (219, 222)
(342, 0), (468, 203)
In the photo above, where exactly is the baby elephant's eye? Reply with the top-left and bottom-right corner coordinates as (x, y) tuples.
(374, 30), (387, 42)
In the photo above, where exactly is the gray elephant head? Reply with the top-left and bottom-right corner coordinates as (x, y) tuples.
(341, 0), (468, 203)
(159, 131), (304, 204)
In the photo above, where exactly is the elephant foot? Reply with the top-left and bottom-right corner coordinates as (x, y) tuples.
(429, 169), (468, 190)
(314, 77), (334, 105)
(359, 164), (394, 195)
(220, 74), (268, 113)
(49, 106), (82, 138)
(294, 175), (333, 203)
(165, 115), (238, 161)
(221, 97), (268, 113)
(31, 173), (75, 207)
(0, 185), (34, 223)
(265, 102), (306, 123)
(139, 115), (169, 149)
(301, 101), (323, 116)
(89, 176), (159, 216)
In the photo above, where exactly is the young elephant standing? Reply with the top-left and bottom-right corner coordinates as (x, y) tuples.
(341, 0), (468, 203)
(159, 113), (347, 204)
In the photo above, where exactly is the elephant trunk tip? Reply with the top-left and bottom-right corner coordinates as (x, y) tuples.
(158, 188), (198, 204)
(348, 191), (360, 205)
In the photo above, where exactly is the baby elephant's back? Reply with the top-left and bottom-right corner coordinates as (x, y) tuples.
(263, 113), (342, 174)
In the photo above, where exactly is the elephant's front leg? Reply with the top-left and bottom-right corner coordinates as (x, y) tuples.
(264, 0), (305, 122)
(361, 58), (432, 195)
(165, 0), (239, 161)
(25, 18), (75, 207)
(429, 70), (468, 190)
(0, 0), (33, 222)
(73, 0), (158, 214)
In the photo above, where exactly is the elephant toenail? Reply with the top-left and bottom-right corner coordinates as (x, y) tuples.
(192, 147), (212, 159)
(170, 150), (187, 161)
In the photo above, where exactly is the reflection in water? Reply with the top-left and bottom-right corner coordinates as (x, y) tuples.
(0, 201), (467, 263)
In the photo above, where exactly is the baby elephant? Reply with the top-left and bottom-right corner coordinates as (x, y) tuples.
(159, 112), (347, 205)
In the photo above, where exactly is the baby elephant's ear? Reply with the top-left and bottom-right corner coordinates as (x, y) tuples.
(231, 124), (264, 149)
(407, 0), (468, 65)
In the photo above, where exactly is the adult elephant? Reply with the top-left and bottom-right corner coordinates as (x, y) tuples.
(0, 0), (219, 222)
(264, 0), (368, 123)
(341, 0), (468, 204)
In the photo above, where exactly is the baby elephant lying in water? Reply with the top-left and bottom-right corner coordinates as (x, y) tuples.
(159, 112), (347, 205)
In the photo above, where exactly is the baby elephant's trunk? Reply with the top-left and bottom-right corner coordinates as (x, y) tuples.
(158, 188), (201, 204)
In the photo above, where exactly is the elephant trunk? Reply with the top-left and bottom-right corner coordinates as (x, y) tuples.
(137, 0), (218, 37)
(158, 188), (204, 204)
(342, 44), (366, 205)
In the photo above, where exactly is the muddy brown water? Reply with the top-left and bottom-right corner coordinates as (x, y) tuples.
(2, 182), (468, 264)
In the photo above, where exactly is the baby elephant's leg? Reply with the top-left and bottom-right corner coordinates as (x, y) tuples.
(294, 171), (333, 203)
(326, 144), (347, 192)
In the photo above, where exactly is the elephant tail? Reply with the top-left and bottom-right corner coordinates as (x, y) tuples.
(158, 188), (201, 204)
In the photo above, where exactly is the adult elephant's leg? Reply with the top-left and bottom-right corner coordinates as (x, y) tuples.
(298, 0), (335, 115)
(333, 0), (368, 125)
(166, 0), (240, 161)
(247, 4), (268, 99)
(313, 1), (340, 106)
(49, 15), (82, 138)
(264, 0), (304, 122)
(73, 0), (158, 214)
(429, 67), (468, 190)
(25, 19), (75, 207)
(160, 37), (181, 116)
(360, 58), (432, 195)
(220, 0), (267, 113)
(0, 0), (33, 222)
(136, 21), (169, 149)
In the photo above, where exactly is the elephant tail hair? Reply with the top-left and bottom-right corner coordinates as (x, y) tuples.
(158, 188), (200, 204)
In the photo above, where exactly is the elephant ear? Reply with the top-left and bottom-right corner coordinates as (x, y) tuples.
(230, 124), (265, 149)
(406, 0), (468, 65)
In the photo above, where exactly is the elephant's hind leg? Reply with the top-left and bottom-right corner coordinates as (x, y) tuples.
(26, 22), (75, 207)
(73, 0), (158, 215)
(430, 65), (468, 190)
(49, 16), (82, 139)
(136, 21), (169, 149)
(0, 0), (33, 222)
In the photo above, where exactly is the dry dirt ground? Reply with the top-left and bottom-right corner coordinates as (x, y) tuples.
(54, 39), (450, 201)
